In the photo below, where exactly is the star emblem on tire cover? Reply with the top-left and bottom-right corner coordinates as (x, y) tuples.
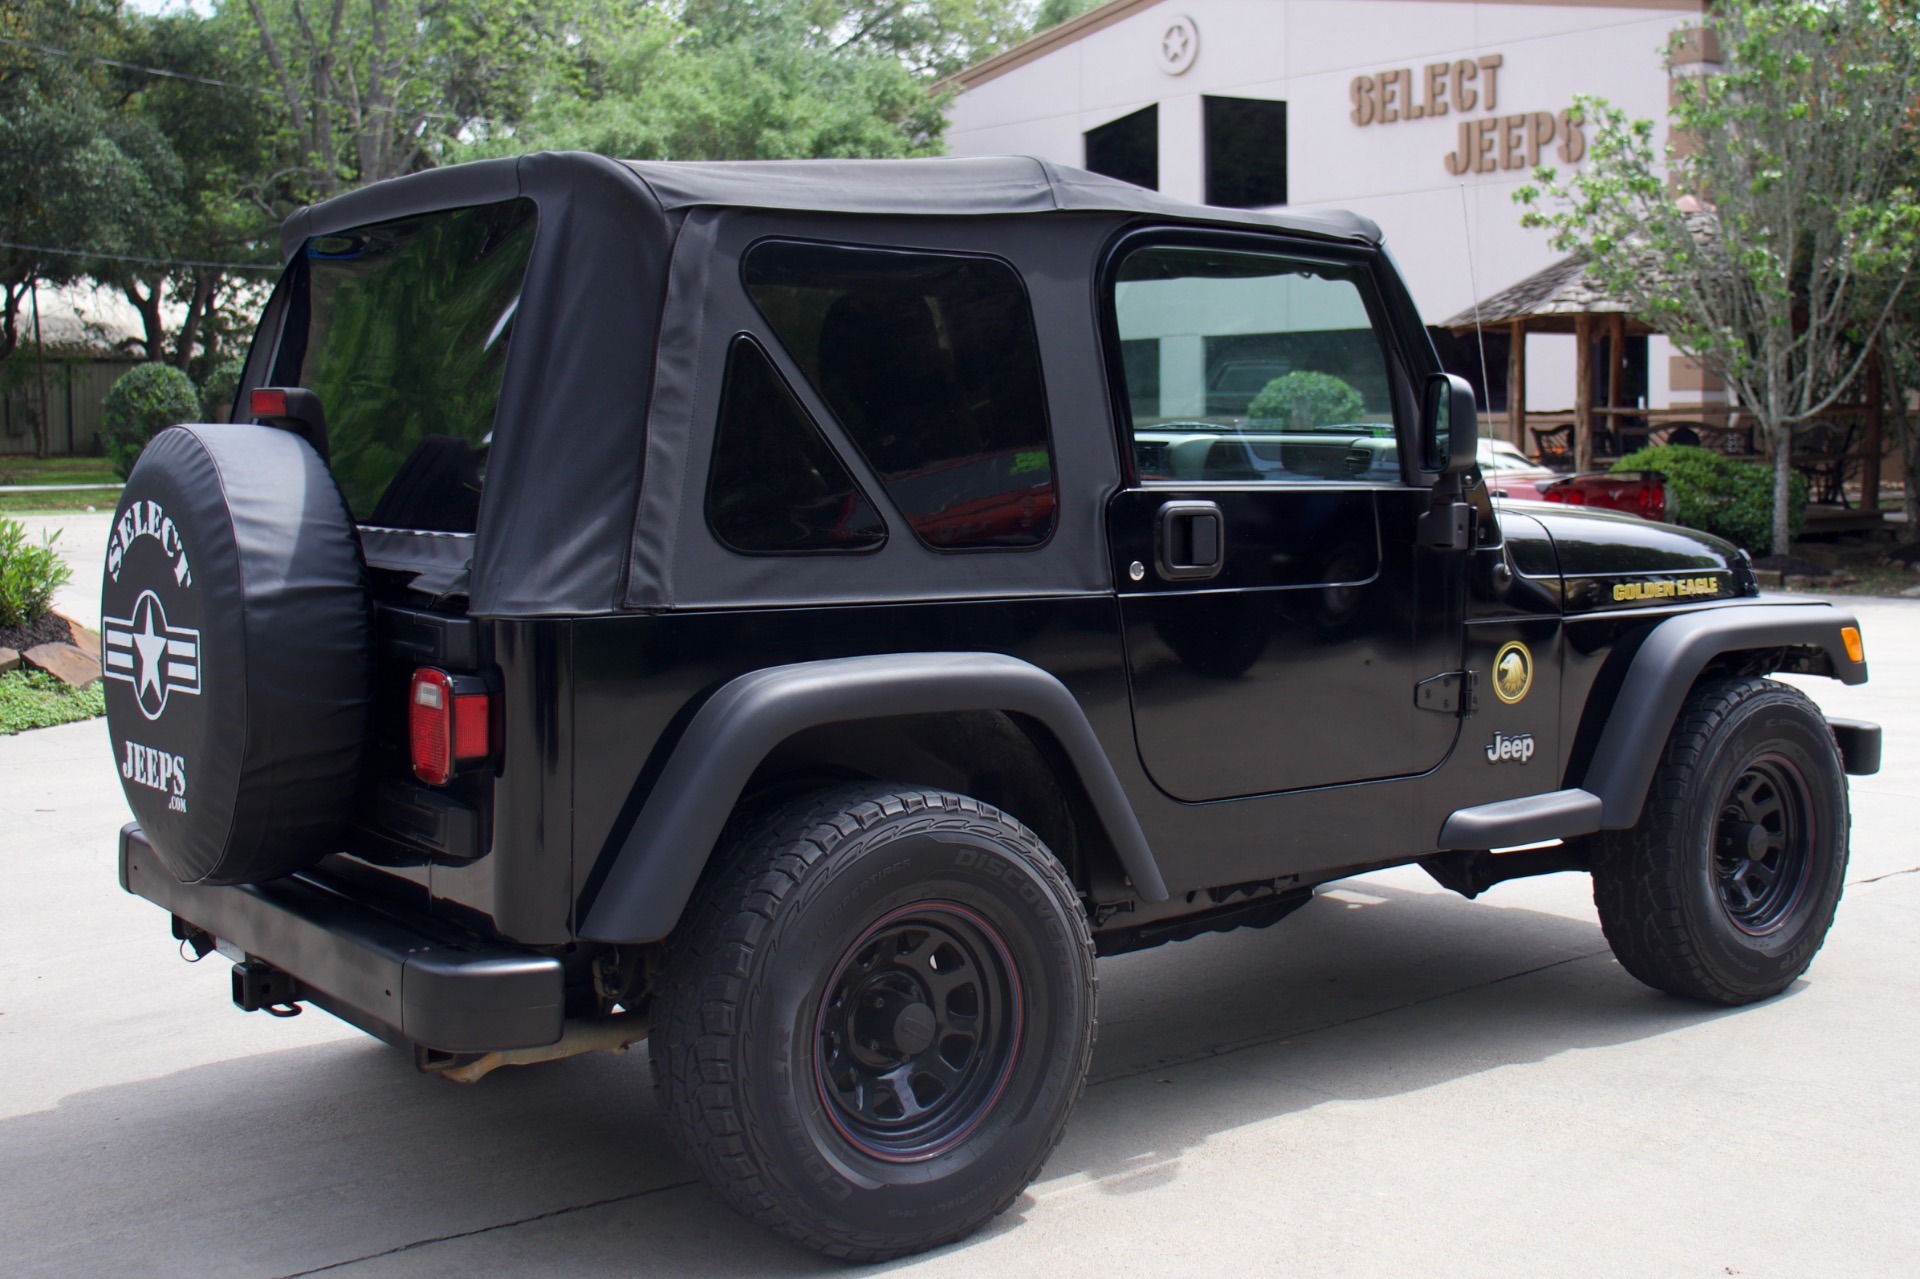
(103, 589), (202, 720)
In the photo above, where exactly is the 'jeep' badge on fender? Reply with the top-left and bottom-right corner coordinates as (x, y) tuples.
(1486, 731), (1536, 764)
(1491, 641), (1532, 704)
(103, 589), (202, 720)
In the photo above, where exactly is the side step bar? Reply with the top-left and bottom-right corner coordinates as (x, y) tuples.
(1437, 788), (1602, 852)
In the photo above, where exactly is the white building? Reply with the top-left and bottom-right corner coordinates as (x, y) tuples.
(944, 0), (1717, 426)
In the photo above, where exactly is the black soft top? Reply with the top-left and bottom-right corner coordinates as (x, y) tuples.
(273, 153), (1384, 617)
(281, 153), (1380, 260)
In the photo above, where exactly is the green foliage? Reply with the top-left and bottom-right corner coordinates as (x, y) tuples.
(1613, 444), (1806, 552)
(0, 518), (74, 629)
(1247, 371), (1365, 428)
(0, 669), (107, 735)
(682, 0), (1031, 78)
(0, 1), (184, 377)
(464, 6), (951, 162)
(199, 356), (245, 422)
(100, 363), (199, 479)
(1035, 0), (1100, 29)
(1515, 0), (1920, 554)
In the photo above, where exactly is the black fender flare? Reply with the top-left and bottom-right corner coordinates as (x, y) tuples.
(578, 652), (1168, 943)
(1580, 602), (1868, 830)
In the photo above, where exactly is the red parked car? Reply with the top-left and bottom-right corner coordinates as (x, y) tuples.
(1538, 470), (1672, 522)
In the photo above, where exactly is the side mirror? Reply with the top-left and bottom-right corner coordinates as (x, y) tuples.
(1424, 372), (1479, 480)
(1418, 372), (1481, 551)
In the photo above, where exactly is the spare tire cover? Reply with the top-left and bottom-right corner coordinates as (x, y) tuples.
(102, 424), (370, 885)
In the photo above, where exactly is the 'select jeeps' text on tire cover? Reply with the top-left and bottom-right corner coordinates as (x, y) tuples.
(102, 424), (371, 885)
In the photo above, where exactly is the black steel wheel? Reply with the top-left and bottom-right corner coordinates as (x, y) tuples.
(651, 785), (1096, 1261)
(1592, 677), (1849, 1005)
(814, 903), (1021, 1162)
(1713, 756), (1814, 934)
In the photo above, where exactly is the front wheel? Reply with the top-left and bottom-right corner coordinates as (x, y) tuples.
(651, 785), (1096, 1261)
(1591, 677), (1849, 1005)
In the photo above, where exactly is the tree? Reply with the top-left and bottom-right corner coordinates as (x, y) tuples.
(0, 0), (180, 454)
(1032, 0), (1100, 32)
(98, 12), (280, 376)
(682, 0), (1031, 78)
(227, 0), (574, 202)
(463, 1), (958, 162)
(1517, 0), (1920, 555)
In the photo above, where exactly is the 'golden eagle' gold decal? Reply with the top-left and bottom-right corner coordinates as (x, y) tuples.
(1612, 576), (1723, 602)
(1492, 641), (1533, 705)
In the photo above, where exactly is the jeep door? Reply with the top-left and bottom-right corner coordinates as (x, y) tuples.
(1104, 236), (1460, 801)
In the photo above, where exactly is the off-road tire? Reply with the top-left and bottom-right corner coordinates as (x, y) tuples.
(1591, 677), (1848, 1005)
(650, 784), (1097, 1261)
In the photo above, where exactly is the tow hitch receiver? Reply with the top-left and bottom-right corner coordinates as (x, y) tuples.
(232, 960), (304, 1016)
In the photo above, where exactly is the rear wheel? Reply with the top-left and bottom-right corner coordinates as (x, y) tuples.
(1591, 677), (1849, 1005)
(651, 784), (1096, 1261)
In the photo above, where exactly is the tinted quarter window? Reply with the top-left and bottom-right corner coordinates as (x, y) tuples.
(743, 241), (1056, 550)
(708, 336), (887, 554)
(294, 197), (537, 531)
(1113, 245), (1399, 485)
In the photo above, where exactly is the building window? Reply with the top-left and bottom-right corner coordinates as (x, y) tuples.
(1204, 96), (1288, 209)
(743, 240), (1057, 550)
(706, 336), (886, 555)
(1084, 104), (1158, 191)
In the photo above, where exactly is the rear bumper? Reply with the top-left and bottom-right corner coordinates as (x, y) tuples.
(119, 824), (564, 1053)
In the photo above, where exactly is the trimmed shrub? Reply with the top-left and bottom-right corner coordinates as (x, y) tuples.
(199, 356), (245, 422)
(1612, 443), (1807, 552)
(100, 362), (199, 478)
(1247, 371), (1365, 428)
(0, 517), (73, 628)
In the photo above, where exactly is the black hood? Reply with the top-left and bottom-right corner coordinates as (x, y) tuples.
(1495, 500), (1758, 613)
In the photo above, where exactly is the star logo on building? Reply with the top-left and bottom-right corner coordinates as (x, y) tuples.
(1158, 17), (1198, 75)
(104, 590), (202, 720)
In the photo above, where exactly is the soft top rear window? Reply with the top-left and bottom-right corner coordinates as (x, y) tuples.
(284, 197), (536, 531)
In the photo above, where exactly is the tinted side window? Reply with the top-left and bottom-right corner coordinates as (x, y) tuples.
(743, 241), (1056, 550)
(295, 197), (536, 531)
(707, 337), (886, 554)
(1113, 245), (1400, 485)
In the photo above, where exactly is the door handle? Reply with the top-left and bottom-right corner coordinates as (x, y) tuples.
(1155, 500), (1225, 581)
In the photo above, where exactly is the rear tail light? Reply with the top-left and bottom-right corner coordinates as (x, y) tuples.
(249, 387), (289, 418)
(1642, 483), (1666, 521)
(409, 668), (491, 786)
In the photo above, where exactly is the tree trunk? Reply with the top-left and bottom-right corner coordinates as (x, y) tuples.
(124, 281), (167, 364)
(171, 271), (217, 372)
(1771, 422), (1792, 557)
(29, 281), (50, 459)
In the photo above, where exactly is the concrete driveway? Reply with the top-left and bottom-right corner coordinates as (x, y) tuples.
(4, 514), (1915, 1276)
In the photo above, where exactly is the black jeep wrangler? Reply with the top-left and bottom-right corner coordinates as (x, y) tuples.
(105, 153), (1881, 1261)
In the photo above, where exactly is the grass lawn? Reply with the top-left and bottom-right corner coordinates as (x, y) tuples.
(0, 489), (113, 516)
(0, 458), (120, 487)
(0, 669), (106, 734)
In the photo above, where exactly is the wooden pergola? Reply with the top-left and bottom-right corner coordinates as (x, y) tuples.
(1441, 254), (1659, 474)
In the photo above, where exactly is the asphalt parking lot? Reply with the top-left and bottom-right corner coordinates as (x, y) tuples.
(4, 513), (1917, 1277)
